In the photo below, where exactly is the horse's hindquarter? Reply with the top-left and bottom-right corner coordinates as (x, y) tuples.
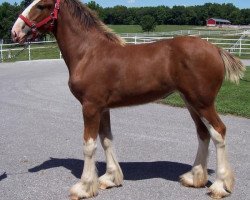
(169, 37), (225, 106)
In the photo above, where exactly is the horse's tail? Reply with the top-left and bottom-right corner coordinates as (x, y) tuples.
(219, 48), (246, 84)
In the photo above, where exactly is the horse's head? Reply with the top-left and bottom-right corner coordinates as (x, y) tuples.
(11, 0), (60, 44)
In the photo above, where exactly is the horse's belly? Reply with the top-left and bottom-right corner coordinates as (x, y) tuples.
(107, 87), (174, 108)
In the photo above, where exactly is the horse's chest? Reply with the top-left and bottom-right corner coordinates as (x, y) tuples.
(68, 76), (85, 102)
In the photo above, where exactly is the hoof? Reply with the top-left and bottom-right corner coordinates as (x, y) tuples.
(98, 172), (123, 190)
(208, 171), (234, 200)
(70, 182), (98, 200)
(99, 182), (111, 190)
(180, 172), (194, 187)
(180, 168), (207, 188)
(208, 181), (230, 199)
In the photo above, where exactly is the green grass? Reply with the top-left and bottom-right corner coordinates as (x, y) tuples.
(154, 25), (198, 32)
(161, 69), (250, 118)
(108, 24), (247, 34)
(108, 25), (199, 33)
(108, 25), (142, 33)
(238, 55), (250, 59)
(2, 43), (61, 62)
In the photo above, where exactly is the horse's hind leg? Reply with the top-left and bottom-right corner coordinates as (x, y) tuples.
(200, 106), (234, 199)
(98, 110), (123, 190)
(180, 105), (210, 188)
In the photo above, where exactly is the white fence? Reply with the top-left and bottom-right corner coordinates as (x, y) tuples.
(1, 36), (250, 62)
(120, 29), (249, 37)
(124, 36), (250, 56)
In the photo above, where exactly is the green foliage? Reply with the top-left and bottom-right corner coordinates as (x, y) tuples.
(86, 1), (106, 20)
(140, 15), (156, 32)
(0, 2), (20, 39)
(91, 3), (249, 26)
(20, 0), (33, 9)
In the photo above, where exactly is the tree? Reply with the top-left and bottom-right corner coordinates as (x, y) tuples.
(0, 2), (20, 40)
(20, 0), (32, 10)
(239, 9), (250, 25)
(0, 0), (249, 40)
(86, 1), (106, 21)
(140, 15), (156, 32)
(111, 6), (128, 24)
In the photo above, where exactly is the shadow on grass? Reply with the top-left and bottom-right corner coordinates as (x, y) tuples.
(28, 157), (214, 182)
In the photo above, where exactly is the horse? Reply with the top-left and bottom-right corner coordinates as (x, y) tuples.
(11, 0), (245, 199)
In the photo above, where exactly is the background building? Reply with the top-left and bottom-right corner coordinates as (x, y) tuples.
(206, 18), (231, 27)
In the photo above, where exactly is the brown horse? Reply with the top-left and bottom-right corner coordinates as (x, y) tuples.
(11, 0), (245, 199)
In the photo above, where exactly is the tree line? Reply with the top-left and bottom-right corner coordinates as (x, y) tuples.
(0, 0), (250, 39)
(88, 1), (250, 26)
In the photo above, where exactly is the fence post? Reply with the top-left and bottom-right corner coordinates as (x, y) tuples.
(8, 49), (11, 58)
(28, 43), (31, 61)
(0, 39), (3, 62)
(135, 36), (137, 44)
(239, 38), (242, 57)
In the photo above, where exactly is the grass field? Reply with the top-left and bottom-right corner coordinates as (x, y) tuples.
(108, 25), (198, 33)
(162, 69), (250, 118)
(2, 42), (61, 62)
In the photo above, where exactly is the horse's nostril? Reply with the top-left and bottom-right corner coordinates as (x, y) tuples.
(11, 31), (18, 42)
(12, 31), (16, 38)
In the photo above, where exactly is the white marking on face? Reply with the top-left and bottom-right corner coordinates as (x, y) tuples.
(12, 0), (41, 34)
(22, 0), (41, 18)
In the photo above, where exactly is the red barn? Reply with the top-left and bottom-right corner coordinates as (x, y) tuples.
(206, 18), (231, 27)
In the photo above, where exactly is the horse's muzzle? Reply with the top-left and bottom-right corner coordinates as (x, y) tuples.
(11, 18), (29, 44)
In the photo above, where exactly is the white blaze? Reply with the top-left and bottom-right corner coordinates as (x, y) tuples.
(12, 0), (41, 33)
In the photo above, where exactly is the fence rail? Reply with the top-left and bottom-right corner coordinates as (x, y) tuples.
(120, 29), (249, 37)
(1, 36), (250, 62)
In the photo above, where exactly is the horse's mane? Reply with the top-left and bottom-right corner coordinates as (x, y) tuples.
(64, 0), (125, 46)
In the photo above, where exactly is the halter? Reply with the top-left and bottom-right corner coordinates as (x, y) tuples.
(19, 0), (61, 39)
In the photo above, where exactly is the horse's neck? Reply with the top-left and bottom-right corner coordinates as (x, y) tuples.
(54, 5), (100, 73)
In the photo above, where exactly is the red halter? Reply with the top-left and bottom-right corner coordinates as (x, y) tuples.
(19, 0), (61, 40)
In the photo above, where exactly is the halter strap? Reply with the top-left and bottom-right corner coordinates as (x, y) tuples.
(19, 0), (61, 39)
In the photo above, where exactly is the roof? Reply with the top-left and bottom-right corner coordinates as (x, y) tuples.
(207, 18), (231, 23)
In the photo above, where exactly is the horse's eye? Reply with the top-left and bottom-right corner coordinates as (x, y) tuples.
(37, 5), (45, 10)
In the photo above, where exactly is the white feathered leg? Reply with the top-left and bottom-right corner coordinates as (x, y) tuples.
(98, 110), (123, 190)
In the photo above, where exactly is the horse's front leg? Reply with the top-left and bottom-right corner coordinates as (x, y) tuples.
(98, 110), (123, 190)
(70, 103), (101, 200)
